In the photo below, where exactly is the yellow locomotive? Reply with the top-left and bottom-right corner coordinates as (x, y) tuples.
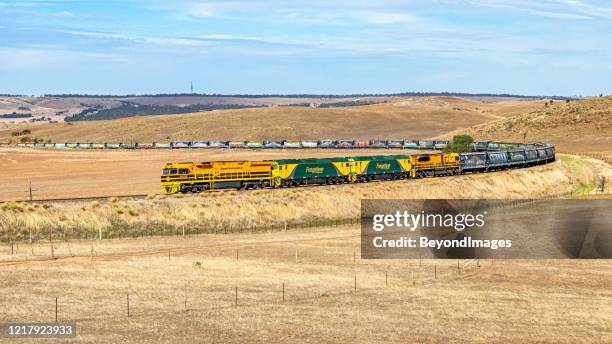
(409, 153), (461, 178)
(161, 152), (461, 193)
(161, 160), (274, 193)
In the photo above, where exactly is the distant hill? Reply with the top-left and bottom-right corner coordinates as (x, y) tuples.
(0, 95), (399, 123)
(0, 96), (547, 143)
(444, 96), (612, 152)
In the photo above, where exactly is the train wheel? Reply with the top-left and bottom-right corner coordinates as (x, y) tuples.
(347, 174), (357, 183)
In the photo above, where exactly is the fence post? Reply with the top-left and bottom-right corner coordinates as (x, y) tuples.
(434, 265), (437, 279)
(127, 293), (130, 317)
(282, 282), (285, 301)
(457, 259), (460, 275)
(385, 271), (388, 286)
(168, 249), (171, 261)
(235, 287), (238, 306)
(236, 249), (239, 261)
(354, 274), (357, 291)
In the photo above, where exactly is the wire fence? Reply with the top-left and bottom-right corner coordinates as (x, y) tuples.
(0, 216), (361, 246)
(0, 249), (482, 324)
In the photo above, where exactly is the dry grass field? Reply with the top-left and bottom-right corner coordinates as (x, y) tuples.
(0, 95), (398, 123)
(1, 154), (611, 244)
(0, 225), (611, 343)
(0, 97), (547, 142)
(0, 147), (418, 201)
(442, 96), (612, 154)
(0, 155), (610, 342)
(1, 96), (611, 343)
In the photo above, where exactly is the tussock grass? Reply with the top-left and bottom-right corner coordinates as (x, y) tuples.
(1, 155), (610, 243)
(0, 228), (610, 343)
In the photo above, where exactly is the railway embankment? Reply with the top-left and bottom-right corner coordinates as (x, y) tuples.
(1, 154), (610, 243)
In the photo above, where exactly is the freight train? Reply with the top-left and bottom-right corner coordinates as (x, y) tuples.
(160, 143), (555, 194)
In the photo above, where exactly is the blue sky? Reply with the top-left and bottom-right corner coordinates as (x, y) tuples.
(0, 0), (611, 96)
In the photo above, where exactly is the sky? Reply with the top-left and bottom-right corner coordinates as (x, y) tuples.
(0, 0), (611, 96)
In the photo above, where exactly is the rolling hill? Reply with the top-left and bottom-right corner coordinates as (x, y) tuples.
(444, 96), (612, 152)
(0, 97), (546, 143)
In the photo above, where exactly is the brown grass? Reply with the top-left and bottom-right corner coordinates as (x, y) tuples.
(0, 97), (547, 143)
(0, 147), (414, 201)
(1, 95), (610, 342)
(2, 154), (610, 243)
(0, 226), (610, 343)
(442, 96), (612, 153)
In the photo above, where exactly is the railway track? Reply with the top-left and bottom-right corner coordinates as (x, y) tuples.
(1, 141), (557, 202)
(0, 161), (558, 204)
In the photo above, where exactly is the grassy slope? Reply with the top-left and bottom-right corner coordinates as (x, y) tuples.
(1, 231), (610, 343)
(0, 97), (546, 143)
(442, 96), (612, 152)
(2, 154), (609, 241)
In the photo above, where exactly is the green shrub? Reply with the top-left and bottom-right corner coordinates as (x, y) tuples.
(444, 134), (474, 153)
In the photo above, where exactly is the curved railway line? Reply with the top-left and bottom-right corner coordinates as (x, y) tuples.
(160, 142), (556, 194)
(0, 141), (557, 203)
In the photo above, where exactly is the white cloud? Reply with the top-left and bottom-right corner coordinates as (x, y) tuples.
(142, 36), (213, 46)
(526, 9), (592, 19)
(176, 1), (418, 25)
(465, 0), (611, 20)
(54, 10), (74, 17)
(60, 30), (212, 46)
(190, 3), (217, 17)
(351, 11), (417, 24)
(0, 47), (123, 70)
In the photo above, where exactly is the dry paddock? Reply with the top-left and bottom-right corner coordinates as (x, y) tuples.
(0, 225), (611, 343)
(0, 147), (422, 201)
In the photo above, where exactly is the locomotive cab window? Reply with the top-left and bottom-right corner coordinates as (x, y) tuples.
(163, 169), (170, 175)
(179, 169), (189, 174)
(418, 156), (430, 162)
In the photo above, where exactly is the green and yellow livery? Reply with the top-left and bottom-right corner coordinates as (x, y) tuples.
(161, 153), (462, 193)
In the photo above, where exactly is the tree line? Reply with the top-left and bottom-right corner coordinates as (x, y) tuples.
(42, 92), (572, 100)
(64, 103), (265, 121)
